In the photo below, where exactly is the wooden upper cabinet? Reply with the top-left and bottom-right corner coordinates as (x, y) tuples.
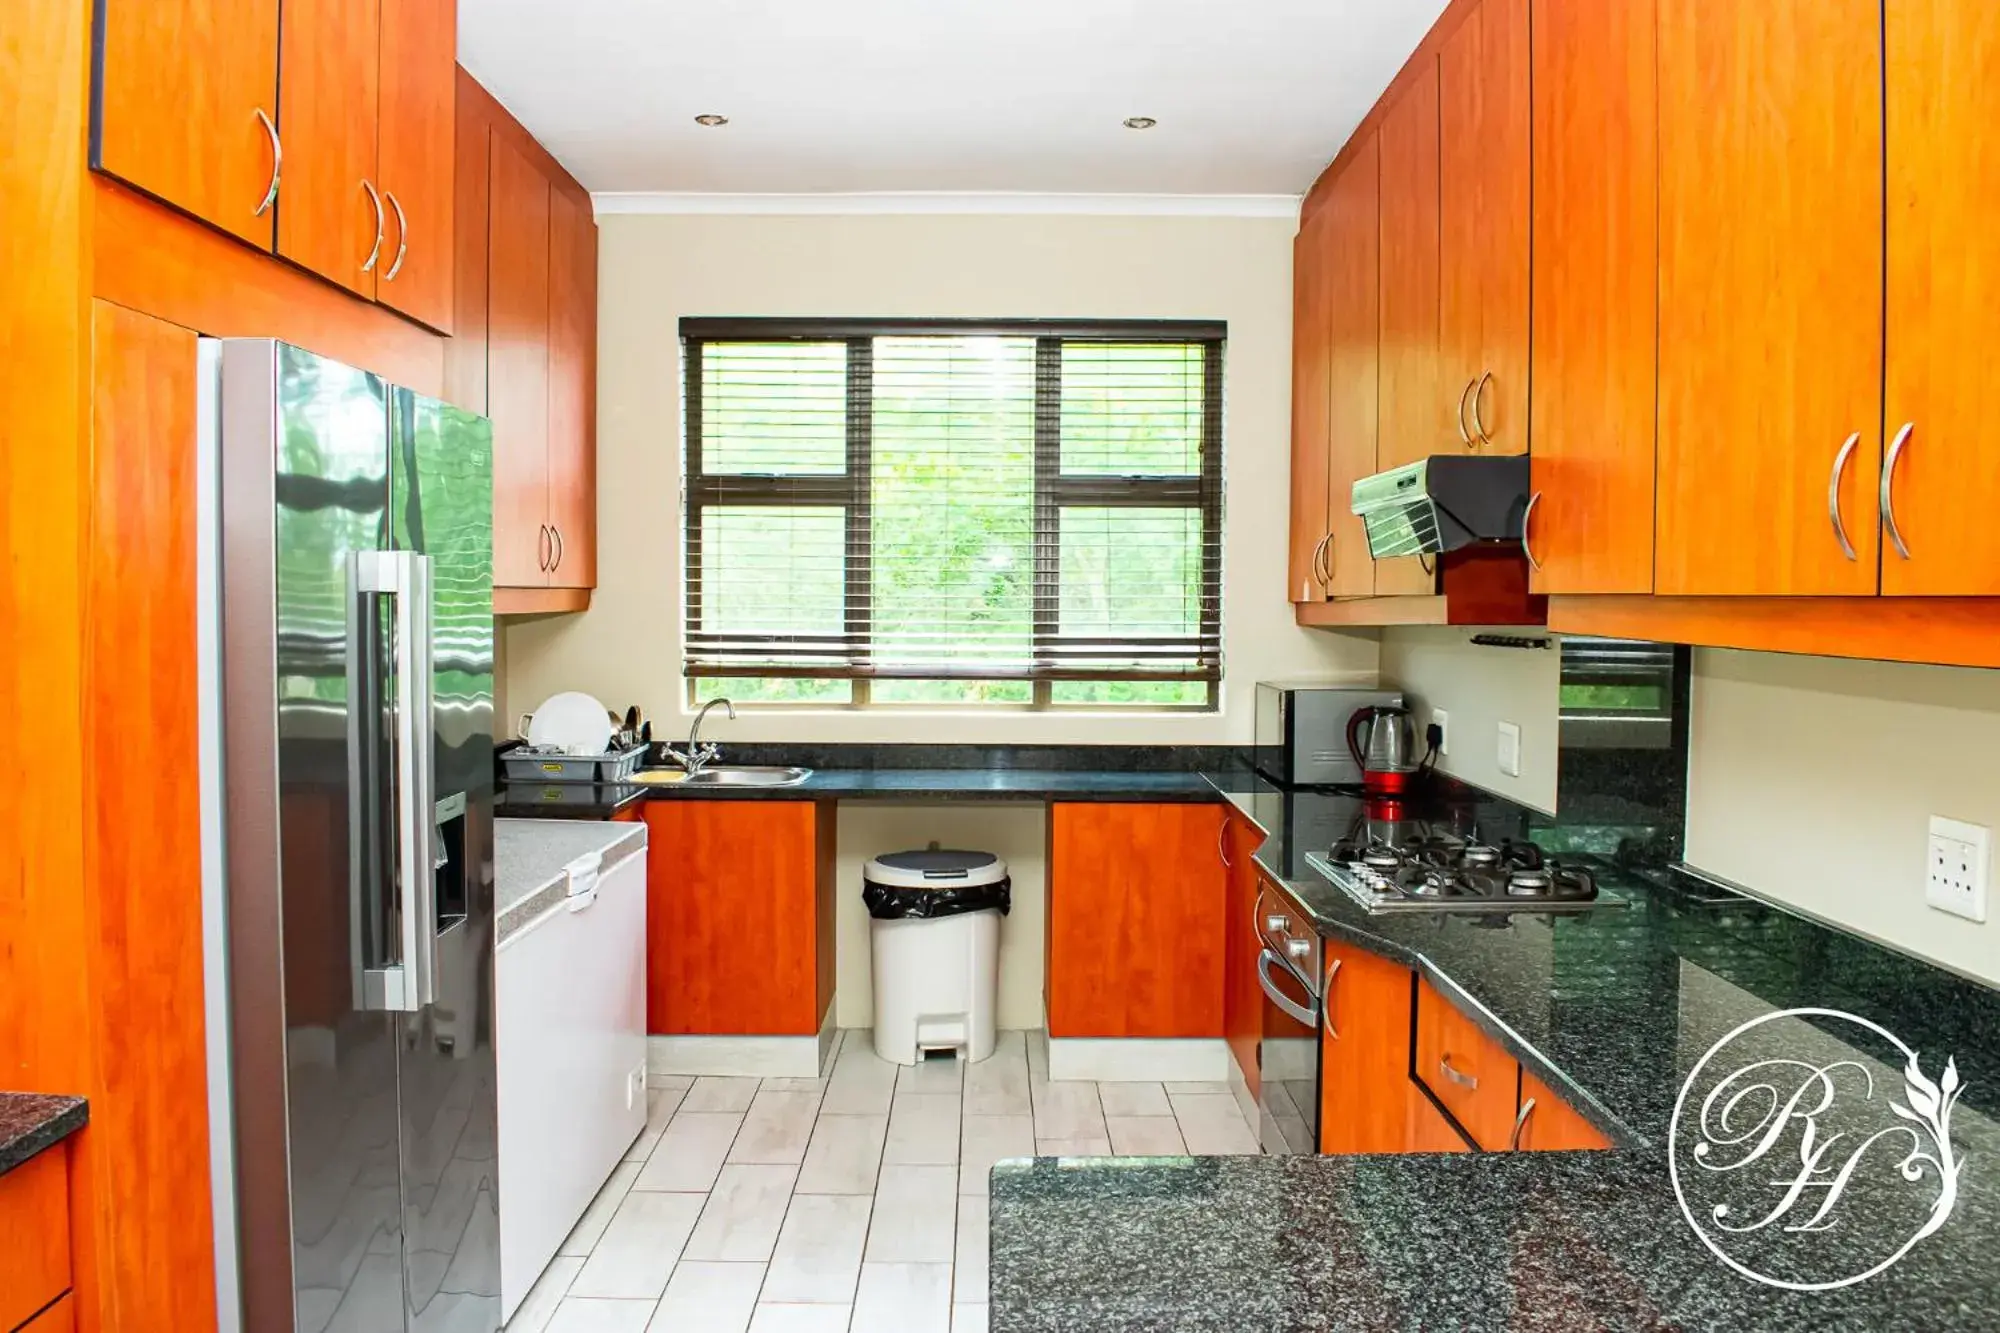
(92, 0), (281, 248)
(1526, 0), (1658, 595)
(1375, 60), (1443, 599)
(1047, 803), (1226, 1039)
(488, 132), (554, 589)
(443, 70), (490, 415)
(1318, 939), (1415, 1154)
(1439, 0), (1530, 457)
(547, 186), (598, 589)
(1289, 209), (1333, 603)
(1656, 0), (1883, 596)
(1322, 134), (1381, 598)
(374, 0), (456, 331)
(1882, 0), (2000, 596)
(275, 0), (383, 297)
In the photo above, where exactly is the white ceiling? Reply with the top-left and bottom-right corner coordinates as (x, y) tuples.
(456, 0), (1448, 205)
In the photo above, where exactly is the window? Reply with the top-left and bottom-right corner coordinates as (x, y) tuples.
(682, 318), (1224, 708)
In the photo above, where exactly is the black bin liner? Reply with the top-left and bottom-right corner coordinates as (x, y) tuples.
(863, 876), (1012, 921)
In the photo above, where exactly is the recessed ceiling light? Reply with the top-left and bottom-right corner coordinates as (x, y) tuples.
(1123, 116), (1157, 130)
(694, 114), (729, 127)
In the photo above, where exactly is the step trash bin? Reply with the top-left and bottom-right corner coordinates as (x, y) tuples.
(864, 846), (1010, 1066)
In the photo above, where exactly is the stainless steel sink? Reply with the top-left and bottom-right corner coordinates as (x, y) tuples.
(679, 765), (813, 788)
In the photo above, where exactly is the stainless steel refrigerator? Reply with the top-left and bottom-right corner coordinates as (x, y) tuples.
(197, 339), (499, 1333)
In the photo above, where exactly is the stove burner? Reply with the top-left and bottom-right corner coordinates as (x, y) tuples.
(1409, 871), (1451, 897)
(1461, 845), (1502, 868)
(1361, 849), (1404, 872)
(1507, 869), (1554, 896)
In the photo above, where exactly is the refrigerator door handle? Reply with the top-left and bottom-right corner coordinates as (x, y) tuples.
(356, 549), (437, 1012)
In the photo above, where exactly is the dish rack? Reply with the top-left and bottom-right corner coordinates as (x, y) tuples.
(502, 741), (650, 785)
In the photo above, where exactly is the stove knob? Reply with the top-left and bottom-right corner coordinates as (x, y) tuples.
(1286, 939), (1311, 960)
(1265, 914), (1291, 933)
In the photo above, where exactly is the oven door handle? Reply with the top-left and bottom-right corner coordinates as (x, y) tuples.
(1257, 949), (1320, 1029)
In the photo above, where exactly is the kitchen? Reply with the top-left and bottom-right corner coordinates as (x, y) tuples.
(5, 1), (2000, 1332)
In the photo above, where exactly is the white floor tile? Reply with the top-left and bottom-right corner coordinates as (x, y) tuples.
(569, 1191), (705, 1300)
(1170, 1092), (1261, 1155)
(795, 1114), (889, 1196)
(505, 1255), (580, 1333)
(559, 1163), (641, 1257)
(1163, 1081), (1232, 1096)
(1095, 1082), (1170, 1117)
(864, 1166), (958, 1263)
(1033, 1136), (1111, 1157)
(682, 1076), (763, 1114)
(1025, 1031), (1049, 1083)
(730, 1091), (823, 1165)
(634, 1112), (744, 1193)
(762, 1076), (829, 1094)
(1106, 1116), (1188, 1156)
(883, 1094), (961, 1166)
(952, 1205), (988, 1304)
(624, 1084), (687, 1163)
(822, 1040), (899, 1116)
(1029, 1080), (1105, 1142)
(895, 1055), (966, 1096)
(951, 1304), (988, 1333)
(748, 1305), (852, 1333)
(851, 1262), (952, 1333)
(684, 1164), (800, 1262)
(545, 1298), (657, 1333)
(956, 1115), (1034, 1198)
(961, 1034), (1031, 1117)
(648, 1072), (695, 1093)
(648, 1260), (764, 1333)
(763, 1193), (872, 1304)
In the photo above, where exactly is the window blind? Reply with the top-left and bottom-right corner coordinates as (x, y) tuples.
(681, 318), (1225, 706)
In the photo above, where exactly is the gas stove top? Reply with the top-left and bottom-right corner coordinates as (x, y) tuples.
(1305, 832), (1613, 913)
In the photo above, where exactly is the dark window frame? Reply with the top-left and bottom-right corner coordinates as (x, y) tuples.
(681, 318), (1226, 709)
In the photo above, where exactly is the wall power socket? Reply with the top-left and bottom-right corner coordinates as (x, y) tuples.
(1927, 815), (1990, 923)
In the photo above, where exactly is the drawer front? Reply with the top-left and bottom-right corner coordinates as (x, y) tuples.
(24, 1293), (75, 1331)
(0, 1145), (72, 1331)
(1413, 978), (1519, 1149)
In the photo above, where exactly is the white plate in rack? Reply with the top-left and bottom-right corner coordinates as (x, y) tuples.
(520, 691), (614, 754)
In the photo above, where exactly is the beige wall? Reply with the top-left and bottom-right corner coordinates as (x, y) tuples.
(1377, 627), (1562, 814)
(503, 210), (1377, 744)
(1686, 650), (2000, 985)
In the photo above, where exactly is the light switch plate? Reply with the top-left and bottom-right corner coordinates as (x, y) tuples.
(1497, 721), (1522, 778)
(1433, 709), (1450, 757)
(1927, 816), (1989, 923)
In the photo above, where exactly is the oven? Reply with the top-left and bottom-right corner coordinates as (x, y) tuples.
(1252, 881), (1322, 1154)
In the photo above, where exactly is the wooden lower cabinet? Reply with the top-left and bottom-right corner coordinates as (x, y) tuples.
(1516, 1071), (1614, 1151)
(1222, 815), (1265, 1099)
(0, 1146), (71, 1331)
(1406, 1085), (1474, 1153)
(1414, 977), (1521, 1149)
(24, 1294), (75, 1331)
(1317, 939), (1418, 1153)
(1047, 803), (1227, 1038)
(642, 800), (834, 1036)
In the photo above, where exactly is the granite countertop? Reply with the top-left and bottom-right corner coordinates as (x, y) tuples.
(992, 774), (2000, 1330)
(493, 817), (647, 945)
(0, 1093), (87, 1176)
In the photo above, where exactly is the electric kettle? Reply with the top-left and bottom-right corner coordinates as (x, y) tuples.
(1346, 704), (1419, 795)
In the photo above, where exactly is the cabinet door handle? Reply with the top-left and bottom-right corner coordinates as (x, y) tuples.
(1468, 371), (1495, 447)
(1881, 421), (1914, 560)
(1321, 957), (1343, 1039)
(551, 525), (564, 572)
(1827, 431), (1861, 561)
(383, 190), (409, 281)
(1522, 491), (1542, 572)
(360, 180), (385, 273)
(1308, 533), (1329, 591)
(1508, 1097), (1537, 1150)
(1439, 1055), (1478, 1090)
(1217, 819), (1231, 868)
(537, 524), (551, 571)
(254, 107), (282, 216)
(1456, 378), (1476, 447)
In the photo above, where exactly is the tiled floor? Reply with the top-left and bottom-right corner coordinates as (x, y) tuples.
(505, 1029), (1260, 1333)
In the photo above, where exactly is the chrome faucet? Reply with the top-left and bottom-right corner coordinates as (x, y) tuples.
(666, 698), (735, 774)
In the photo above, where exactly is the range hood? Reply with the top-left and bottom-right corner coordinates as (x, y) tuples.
(1350, 455), (1530, 559)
